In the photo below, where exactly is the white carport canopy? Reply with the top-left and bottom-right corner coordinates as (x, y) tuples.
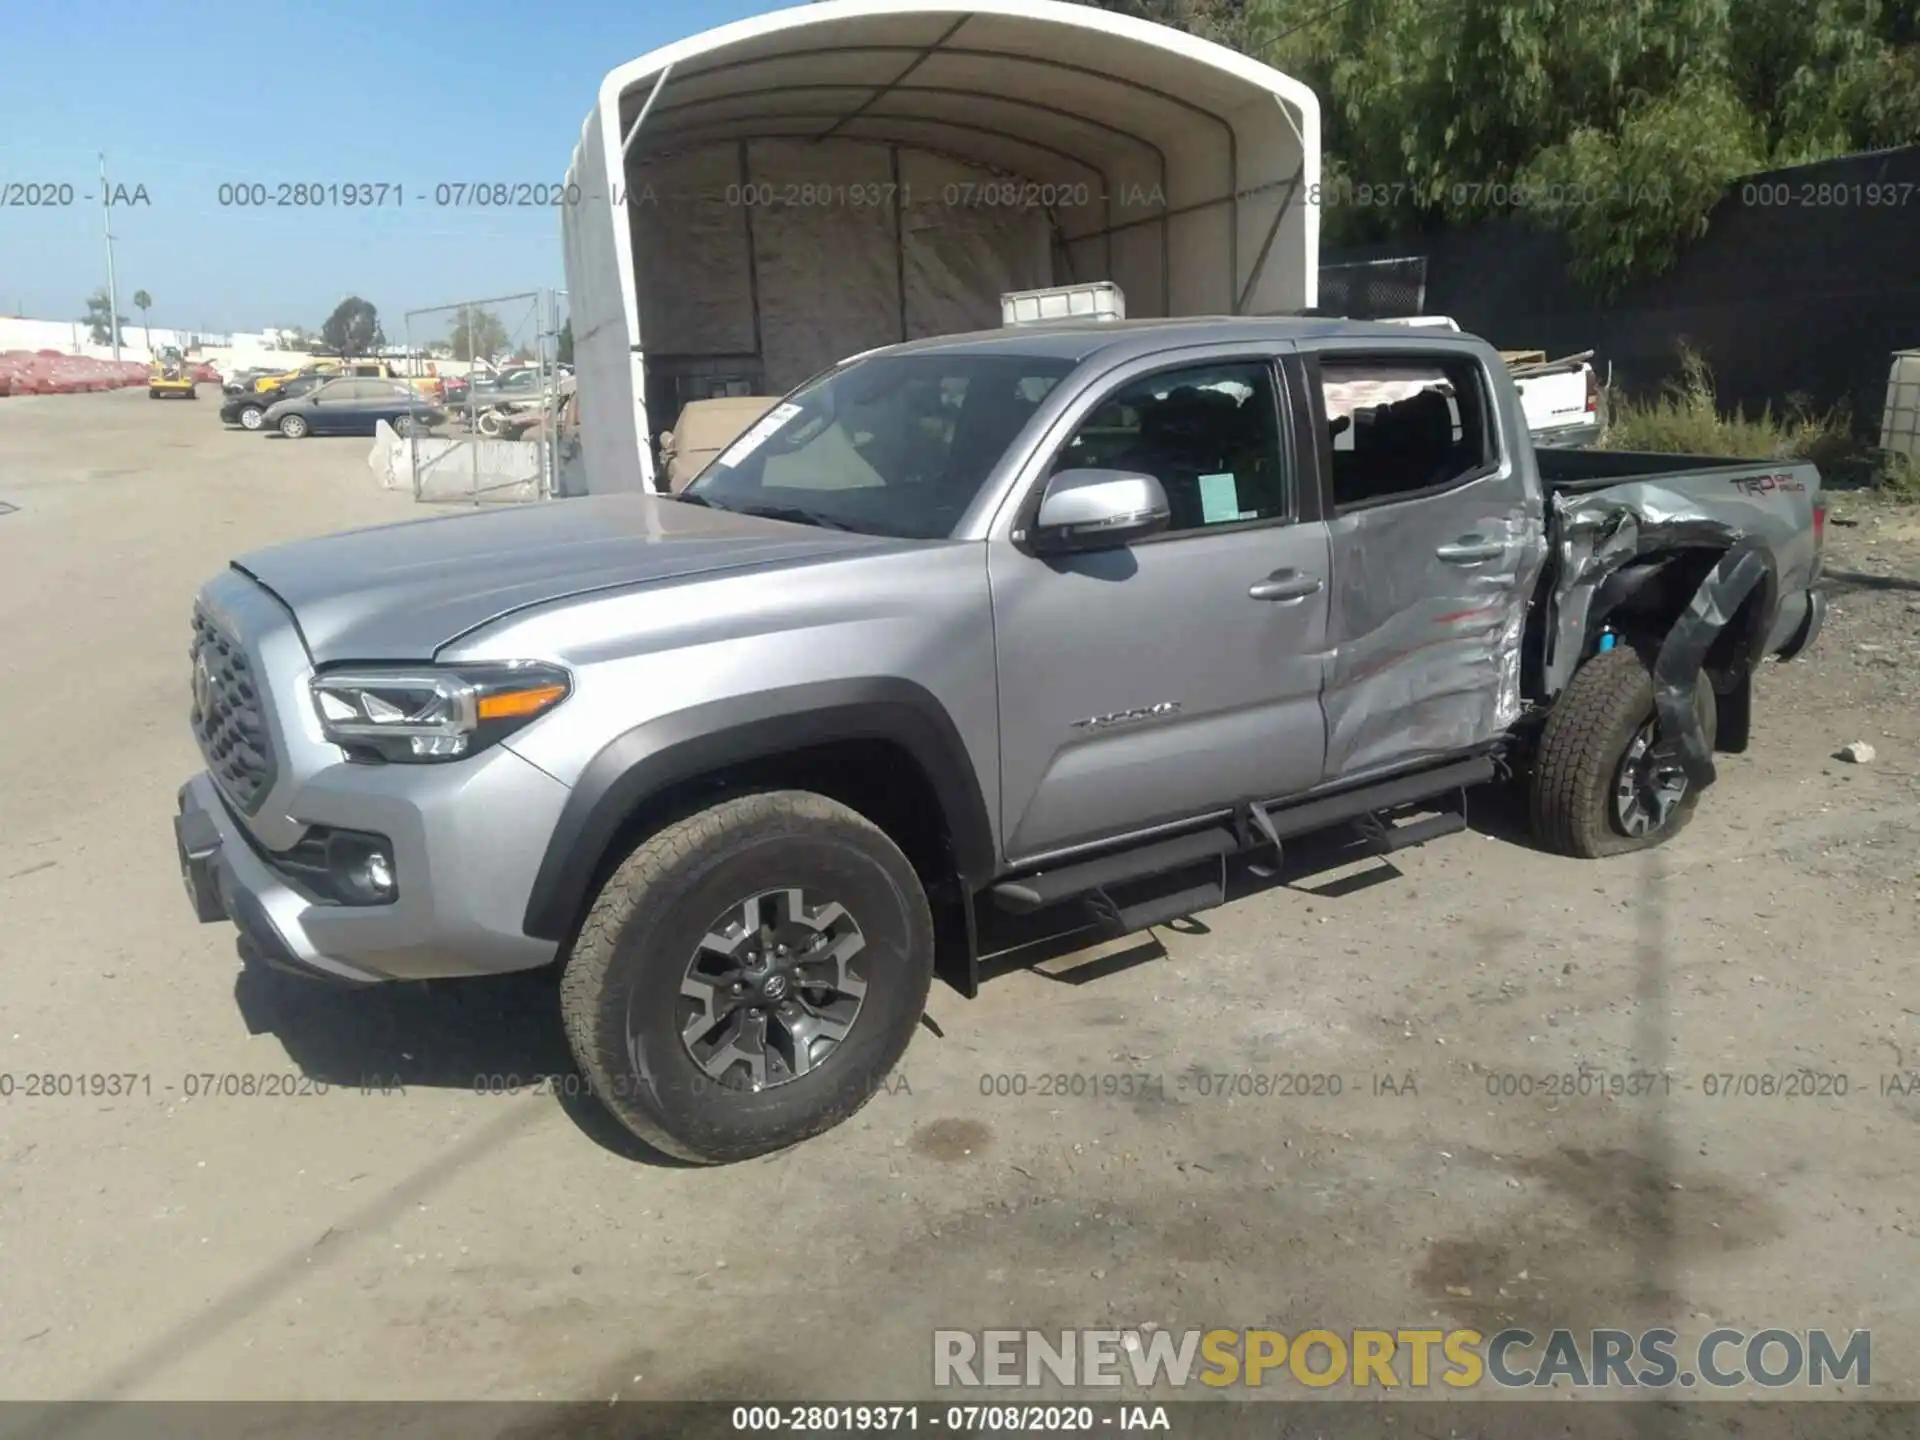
(565, 0), (1319, 482)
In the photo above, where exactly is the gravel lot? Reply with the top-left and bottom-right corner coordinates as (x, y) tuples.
(1, 389), (1916, 1415)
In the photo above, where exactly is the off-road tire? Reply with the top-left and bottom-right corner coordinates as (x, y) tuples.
(559, 791), (934, 1164)
(1530, 646), (1716, 858)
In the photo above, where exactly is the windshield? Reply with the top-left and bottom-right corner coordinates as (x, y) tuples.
(682, 352), (1076, 539)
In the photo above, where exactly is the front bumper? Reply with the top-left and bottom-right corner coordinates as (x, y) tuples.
(174, 755), (569, 985)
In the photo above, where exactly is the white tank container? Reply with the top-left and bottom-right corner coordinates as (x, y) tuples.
(1000, 282), (1127, 327)
(1881, 349), (1920, 463)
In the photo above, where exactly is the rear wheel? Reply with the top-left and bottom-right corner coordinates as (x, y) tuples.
(278, 413), (309, 439)
(148, 388), (161, 399)
(560, 791), (934, 1164)
(391, 413), (414, 437)
(1529, 646), (1717, 858)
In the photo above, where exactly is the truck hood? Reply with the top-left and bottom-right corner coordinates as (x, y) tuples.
(233, 494), (893, 663)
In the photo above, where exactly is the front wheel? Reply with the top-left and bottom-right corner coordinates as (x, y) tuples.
(237, 404), (265, 431)
(277, 413), (309, 439)
(560, 791), (934, 1164)
(1529, 646), (1717, 858)
(390, 413), (414, 437)
(149, 388), (162, 399)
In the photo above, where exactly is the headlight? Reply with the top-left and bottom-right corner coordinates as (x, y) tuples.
(310, 662), (570, 763)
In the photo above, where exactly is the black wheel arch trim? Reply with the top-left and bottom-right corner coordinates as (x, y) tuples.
(520, 677), (997, 944)
(1650, 540), (1771, 793)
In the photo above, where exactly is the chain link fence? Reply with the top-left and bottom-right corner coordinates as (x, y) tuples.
(1318, 256), (1428, 319)
(381, 290), (573, 505)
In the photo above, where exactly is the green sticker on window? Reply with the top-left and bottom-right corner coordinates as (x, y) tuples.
(1198, 472), (1245, 524)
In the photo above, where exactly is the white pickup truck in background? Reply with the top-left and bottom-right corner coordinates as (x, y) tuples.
(1381, 315), (1605, 448)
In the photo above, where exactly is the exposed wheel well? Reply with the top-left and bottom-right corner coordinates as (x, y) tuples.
(562, 737), (961, 950)
(1583, 544), (1773, 752)
(1594, 547), (1768, 653)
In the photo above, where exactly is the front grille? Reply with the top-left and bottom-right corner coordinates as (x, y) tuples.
(190, 605), (277, 812)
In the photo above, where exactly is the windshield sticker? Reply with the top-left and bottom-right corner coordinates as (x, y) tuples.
(716, 402), (803, 468)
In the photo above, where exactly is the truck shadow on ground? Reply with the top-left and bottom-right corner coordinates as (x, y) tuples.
(974, 816), (1462, 986)
(1820, 564), (1920, 595)
(229, 950), (690, 1165)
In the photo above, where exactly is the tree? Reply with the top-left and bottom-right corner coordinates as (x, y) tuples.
(447, 305), (510, 363)
(82, 290), (128, 347)
(132, 290), (153, 351)
(556, 318), (574, 365)
(320, 296), (384, 359)
(1074, 0), (1920, 293)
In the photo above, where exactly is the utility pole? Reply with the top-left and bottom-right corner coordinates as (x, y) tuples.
(99, 152), (122, 361)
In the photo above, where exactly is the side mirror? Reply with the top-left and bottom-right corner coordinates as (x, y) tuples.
(1028, 468), (1170, 554)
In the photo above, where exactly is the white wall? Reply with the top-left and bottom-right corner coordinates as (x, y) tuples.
(0, 316), (274, 366)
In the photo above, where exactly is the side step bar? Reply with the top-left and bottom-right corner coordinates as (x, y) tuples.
(991, 826), (1238, 915)
(1087, 871), (1227, 936)
(1237, 755), (1492, 846)
(1355, 802), (1468, 855)
(990, 755), (1494, 918)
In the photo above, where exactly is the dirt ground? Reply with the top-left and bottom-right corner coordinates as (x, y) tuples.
(1, 389), (1916, 1415)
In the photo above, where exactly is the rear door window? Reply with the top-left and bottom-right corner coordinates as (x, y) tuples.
(1317, 355), (1497, 510)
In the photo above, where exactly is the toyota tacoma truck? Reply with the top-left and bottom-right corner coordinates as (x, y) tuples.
(173, 318), (1825, 1164)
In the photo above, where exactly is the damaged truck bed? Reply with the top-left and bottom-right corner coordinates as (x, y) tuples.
(1532, 447), (1824, 806)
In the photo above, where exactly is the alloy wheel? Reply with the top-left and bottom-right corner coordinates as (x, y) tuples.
(1613, 722), (1689, 837)
(670, 888), (869, 1093)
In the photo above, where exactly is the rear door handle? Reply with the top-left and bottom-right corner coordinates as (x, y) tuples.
(1248, 569), (1324, 602)
(1435, 537), (1505, 563)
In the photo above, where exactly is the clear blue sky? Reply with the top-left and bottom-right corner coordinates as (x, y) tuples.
(0, 0), (776, 338)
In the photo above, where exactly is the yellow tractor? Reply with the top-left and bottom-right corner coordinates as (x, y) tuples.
(148, 346), (197, 400)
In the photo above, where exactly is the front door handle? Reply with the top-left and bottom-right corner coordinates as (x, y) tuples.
(1248, 569), (1324, 602)
(1435, 536), (1505, 563)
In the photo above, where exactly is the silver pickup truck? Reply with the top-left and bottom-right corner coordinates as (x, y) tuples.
(174, 318), (1825, 1163)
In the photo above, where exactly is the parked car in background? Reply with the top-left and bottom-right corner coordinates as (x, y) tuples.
(263, 377), (444, 438)
(242, 357), (438, 401)
(247, 360), (341, 394)
(470, 367), (545, 401)
(223, 367), (277, 395)
(655, 395), (781, 491)
(220, 372), (330, 431)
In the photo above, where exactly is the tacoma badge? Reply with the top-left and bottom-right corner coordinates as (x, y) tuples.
(1072, 701), (1182, 731)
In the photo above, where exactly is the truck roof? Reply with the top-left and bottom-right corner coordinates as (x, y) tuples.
(872, 316), (1483, 366)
